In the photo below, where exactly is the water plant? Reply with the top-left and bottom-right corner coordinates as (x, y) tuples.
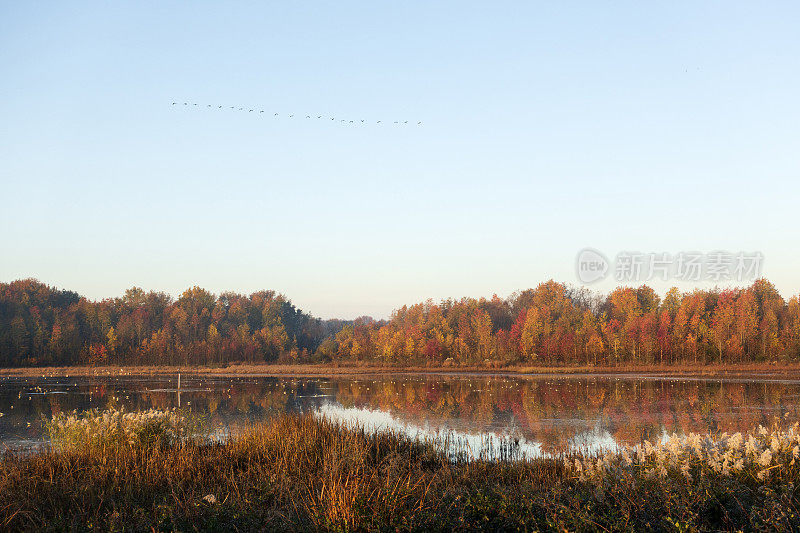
(46, 407), (197, 452)
(566, 417), (800, 485)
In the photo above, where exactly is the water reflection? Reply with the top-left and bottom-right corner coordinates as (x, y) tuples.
(0, 373), (797, 456)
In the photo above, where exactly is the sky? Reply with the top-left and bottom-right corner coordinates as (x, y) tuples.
(1, 2), (799, 319)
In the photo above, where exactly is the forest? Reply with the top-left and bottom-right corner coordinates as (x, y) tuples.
(1, 278), (799, 367)
(0, 279), (346, 367)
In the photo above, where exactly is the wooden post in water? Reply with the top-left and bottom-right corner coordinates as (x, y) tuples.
(177, 373), (181, 408)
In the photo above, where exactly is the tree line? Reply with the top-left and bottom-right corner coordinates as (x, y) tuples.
(0, 279), (346, 366)
(1, 278), (799, 367)
(322, 279), (800, 366)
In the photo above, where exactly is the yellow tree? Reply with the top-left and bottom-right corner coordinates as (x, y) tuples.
(105, 326), (118, 357)
(710, 289), (737, 362)
(521, 308), (542, 361)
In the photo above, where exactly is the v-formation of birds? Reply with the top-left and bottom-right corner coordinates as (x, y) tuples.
(172, 102), (422, 126)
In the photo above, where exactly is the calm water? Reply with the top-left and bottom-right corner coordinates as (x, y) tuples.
(1, 372), (798, 457)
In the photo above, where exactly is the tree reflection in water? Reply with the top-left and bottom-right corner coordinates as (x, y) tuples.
(0, 374), (797, 454)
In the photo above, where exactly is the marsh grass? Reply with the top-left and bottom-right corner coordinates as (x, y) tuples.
(1, 409), (799, 531)
(7, 361), (800, 380)
(45, 408), (204, 453)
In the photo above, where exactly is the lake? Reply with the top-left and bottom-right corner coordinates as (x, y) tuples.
(1, 372), (797, 458)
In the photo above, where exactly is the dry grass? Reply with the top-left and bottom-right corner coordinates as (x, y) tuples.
(3, 361), (800, 379)
(1, 410), (800, 531)
(2, 413), (554, 531)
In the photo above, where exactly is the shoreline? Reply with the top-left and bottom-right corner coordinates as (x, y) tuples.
(2, 361), (800, 379)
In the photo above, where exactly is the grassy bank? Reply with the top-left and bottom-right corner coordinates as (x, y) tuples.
(3, 361), (800, 379)
(1, 411), (800, 531)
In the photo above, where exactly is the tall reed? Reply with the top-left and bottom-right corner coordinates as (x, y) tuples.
(1, 408), (798, 531)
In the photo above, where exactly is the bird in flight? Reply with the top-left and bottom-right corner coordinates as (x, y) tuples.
(173, 102), (423, 127)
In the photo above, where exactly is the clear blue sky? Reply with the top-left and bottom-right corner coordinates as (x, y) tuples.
(2, 2), (799, 319)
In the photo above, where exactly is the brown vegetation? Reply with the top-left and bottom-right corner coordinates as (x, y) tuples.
(1, 412), (799, 531)
(3, 361), (800, 379)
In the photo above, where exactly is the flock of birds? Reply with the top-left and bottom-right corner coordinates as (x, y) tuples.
(172, 102), (423, 126)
